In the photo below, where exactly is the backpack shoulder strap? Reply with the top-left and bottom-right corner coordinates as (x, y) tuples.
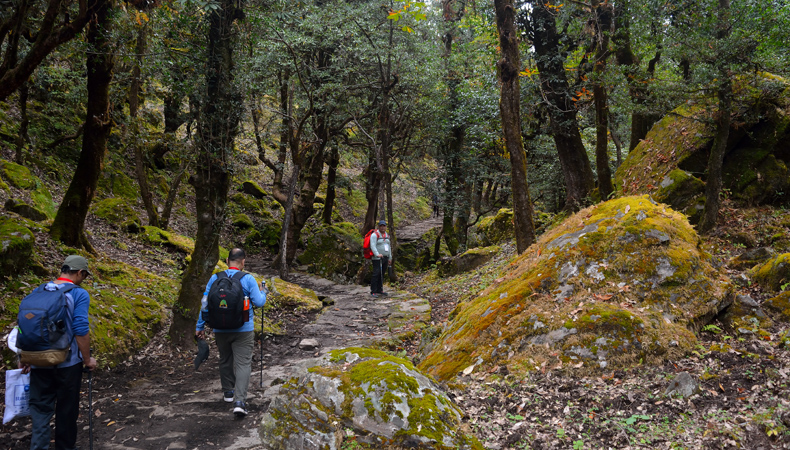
(216, 271), (229, 280)
(231, 271), (247, 281)
(58, 284), (77, 294)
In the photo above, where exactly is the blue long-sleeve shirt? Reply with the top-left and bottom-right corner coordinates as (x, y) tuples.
(195, 269), (266, 333)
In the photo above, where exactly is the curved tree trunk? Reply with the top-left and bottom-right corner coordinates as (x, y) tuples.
(495, 0), (535, 254)
(322, 146), (339, 224)
(49, 0), (114, 249)
(531, 0), (595, 211)
(169, 0), (242, 347)
(699, 0), (732, 233)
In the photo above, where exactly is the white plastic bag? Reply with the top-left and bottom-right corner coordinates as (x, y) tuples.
(3, 368), (31, 424)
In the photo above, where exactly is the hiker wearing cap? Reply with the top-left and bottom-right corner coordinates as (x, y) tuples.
(195, 248), (266, 417)
(369, 220), (391, 296)
(19, 255), (97, 450)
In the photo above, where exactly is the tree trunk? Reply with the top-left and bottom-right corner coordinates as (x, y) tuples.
(169, 0), (242, 347)
(322, 146), (339, 224)
(49, 0), (114, 249)
(14, 82), (29, 164)
(278, 166), (298, 280)
(699, 0), (732, 233)
(129, 24), (160, 228)
(495, 0), (536, 254)
(531, 0), (595, 211)
(593, 1), (614, 199)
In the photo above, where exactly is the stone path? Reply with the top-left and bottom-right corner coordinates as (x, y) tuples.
(65, 267), (430, 450)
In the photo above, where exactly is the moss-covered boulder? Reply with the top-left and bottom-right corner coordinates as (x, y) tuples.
(749, 253), (790, 292)
(396, 227), (449, 273)
(718, 295), (773, 334)
(92, 198), (141, 232)
(241, 180), (268, 199)
(231, 213), (254, 229)
(140, 226), (194, 254)
(4, 198), (48, 222)
(474, 208), (514, 246)
(267, 277), (324, 314)
(297, 222), (363, 282)
(420, 196), (734, 381)
(0, 160), (37, 189)
(763, 291), (790, 322)
(615, 75), (790, 219)
(0, 159), (57, 219)
(728, 247), (776, 270)
(97, 171), (139, 201)
(438, 245), (500, 278)
(259, 347), (482, 450)
(0, 216), (34, 275)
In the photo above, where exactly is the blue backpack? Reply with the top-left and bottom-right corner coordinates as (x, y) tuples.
(16, 284), (76, 365)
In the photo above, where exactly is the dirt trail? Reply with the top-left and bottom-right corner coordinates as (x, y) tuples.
(1, 266), (430, 450)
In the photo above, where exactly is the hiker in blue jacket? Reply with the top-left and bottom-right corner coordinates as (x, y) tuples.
(19, 255), (97, 450)
(370, 220), (391, 296)
(195, 248), (266, 417)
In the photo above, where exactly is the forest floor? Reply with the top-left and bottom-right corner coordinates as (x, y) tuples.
(2, 210), (790, 450)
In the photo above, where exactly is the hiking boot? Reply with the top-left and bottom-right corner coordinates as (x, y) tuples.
(370, 293), (378, 297)
(379, 292), (388, 296)
(223, 390), (234, 403)
(233, 401), (247, 417)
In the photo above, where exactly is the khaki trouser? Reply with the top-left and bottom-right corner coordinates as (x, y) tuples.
(214, 331), (255, 402)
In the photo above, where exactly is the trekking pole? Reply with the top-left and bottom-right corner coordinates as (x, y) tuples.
(260, 279), (267, 388)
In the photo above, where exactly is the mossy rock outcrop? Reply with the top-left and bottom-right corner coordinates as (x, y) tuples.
(240, 180), (268, 199)
(749, 253), (790, 292)
(4, 198), (48, 222)
(140, 226), (194, 254)
(259, 347), (483, 450)
(728, 247), (776, 270)
(474, 208), (514, 246)
(615, 76), (790, 220)
(763, 291), (790, 322)
(396, 227), (448, 272)
(437, 245), (500, 278)
(297, 222), (363, 282)
(420, 196), (734, 381)
(267, 277), (324, 314)
(0, 159), (57, 219)
(718, 295), (773, 334)
(0, 216), (34, 275)
(231, 213), (254, 229)
(87, 259), (174, 367)
(92, 198), (141, 232)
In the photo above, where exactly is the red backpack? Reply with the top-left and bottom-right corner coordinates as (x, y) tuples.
(362, 229), (380, 259)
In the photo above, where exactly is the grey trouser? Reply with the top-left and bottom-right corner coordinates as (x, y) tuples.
(214, 331), (255, 402)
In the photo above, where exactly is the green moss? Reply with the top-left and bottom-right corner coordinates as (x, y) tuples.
(297, 222), (363, 280)
(97, 171), (139, 200)
(475, 208), (514, 246)
(268, 277), (323, 313)
(140, 226), (194, 254)
(0, 216), (35, 275)
(343, 189), (367, 218)
(764, 291), (790, 321)
(92, 198), (141, 230)
(420, 196), (729, 381)
(750, 253), (790, 292)
(0, 160), (38, 189)
(231, 213), (254, 229)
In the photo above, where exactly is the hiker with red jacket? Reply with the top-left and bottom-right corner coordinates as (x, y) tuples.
(195, 248), (266, 417)
(370, 220), (391, 297)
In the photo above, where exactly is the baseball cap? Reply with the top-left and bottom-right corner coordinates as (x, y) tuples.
(378, 220), (387, 226)
(63, 255), (90, 275)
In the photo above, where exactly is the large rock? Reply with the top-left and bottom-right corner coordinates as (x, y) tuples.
(0, 216), (34, 276)
(420, 196), (734, 381)
(749, 253), (790, 292)
(0, 159), (57, 219)
(92, 197), (141, 232)
(614, 75), (790, 221)
(438, 245), (500, 277)
(297, 222), (363, 283)
(474, 208), (514, 246)
(5, 198), (47, 222)
(763, 291), (790, 322)
(259, 347), (483, 450)
(240, 180), (269, 199)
